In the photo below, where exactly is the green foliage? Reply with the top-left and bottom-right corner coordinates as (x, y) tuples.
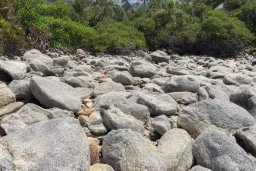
(93, 20), (146, 53)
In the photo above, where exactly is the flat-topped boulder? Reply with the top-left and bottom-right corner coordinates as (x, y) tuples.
(30, 76), (82, 112)
(0, 61), (27, 81)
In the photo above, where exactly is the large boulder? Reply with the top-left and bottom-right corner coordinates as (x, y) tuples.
(9, 79), (33, 100)
(0, 61), (27, 81)
(112, 71), (134, 85)
(223, 73), (252, 86)
(129, 60), (157, 78)
(93, 81), (125, 96)
(149, 51), (169, 63)
(0, 82), (16, 108)
(164, 75), (200, 93)
(193, 130), (256, 171)
(236, 125), (256, 157)
(23, 49), (53, 67)
(178, 99), (255, 138)
(30, 77), (82, 112)
(102, 107), (144, 135)
(207, 66), (233, 79)
(0, 117), (90, 170)
(157, 129), (194, 171)
(102, 129), (167, 171)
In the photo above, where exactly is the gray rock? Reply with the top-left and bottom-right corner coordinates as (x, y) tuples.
(207, 66), (233, 79)
(23, 49), (53, 67)
(137, 93), (178, 116)
(102, 129), (167, 171)
(9, 79), (33, 100)
(30, 77), (82, 112)
(1, 103), (50, 134)
(193, 130), (256, 171)
(150, 51), (169, 63)
(230, 85), (256, 111)
(169, 92), (198, 104)
(236, 125), (256, 156)
(65, 76), (92, 88)
(88, 119), (108, 135)
(189, 166), (212, 171)
(0, 61), (27, 80)
(0, 83), (16, 108)
(93, 91), (130, 109)
(0, 102), (24, 117)
(93, 81), (125, 96)
(224, 73), (252, 86)
(152, 115), (172, 135)
(75, 87), (93, 99)
(115, 103), (150, 122)
(129, 60), (157, 78)
(178, 99), (255, 138)
(197, 87), (209, 101)
(152, 77), (169, 86)
(28, 59), (53, 76)
(89, 163), (115, 171)
(248, 96), (256, 116)
(103, 107), (144, 135)
(157, 129), (194, 171)
(3, 117), (90, 170)
(164, 75), (200, 93)
(53, 56), (69, 66)
(205, 85), (230, 100)
(112, 71), (134, 85)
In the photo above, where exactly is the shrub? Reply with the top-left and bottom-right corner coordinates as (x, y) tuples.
(93, 19), (146, 53)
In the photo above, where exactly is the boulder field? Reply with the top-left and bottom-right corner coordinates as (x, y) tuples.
(0, 49), (256, 170)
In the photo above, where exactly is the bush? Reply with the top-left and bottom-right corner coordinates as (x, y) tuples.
(93, 19), (146, 53)
(199, 11), (254, 56)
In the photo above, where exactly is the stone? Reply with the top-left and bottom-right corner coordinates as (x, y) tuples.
(230, 85), (256, 111)
(28, 59), (53, 76)
(169, 92), (198, 104)
(197, 87), (209, 101)
(93, 81), (125, 96)
(64, 76), (92, 88)
(0, 82), (16, 108)
(53, 56), (69, 66)
(0, 61), (27, 81)
(93, 91), (130, 109)
(89, 141), (101, 165)
(0, 103), (50, 134)
(75, 87), (93, 99)
(0, 102), (24, 117)
(207, 66), (233, 79)
(248, 96), (256, 116)
(236, 125), (256, 157)
(129, 60), (157, 78)
(89, 164), (114, 171)
(112, 71), (134, 85)
(204, 85), (230, 100)
(152, 115), (172, 135)
(102, 129), (167, 171)
(9, 79), (33, 100)
(164, 75), (200, 93)
(152, 77), (169, 86)
(30, 76), (82, 112)
(137, 93), (178, 116)
(102, 107), (144, 135)
(2, 117), (90, 170)
(193, 129), (256, 171)
(88, 119), (108, 135)
(178, 99), (255, 138)
(224, 73), (252, 86)
(150, 51), (169, 63)
(157, 129), (194, 171)
(114, 103), (150, 122)
(23, 49), (53, 67)
(189, 166), (212, 171)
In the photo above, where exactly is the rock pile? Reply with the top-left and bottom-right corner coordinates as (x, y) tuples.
(0, 49), (256, 170)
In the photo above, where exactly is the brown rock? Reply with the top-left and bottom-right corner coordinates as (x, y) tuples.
(78, 115), (91, 127)
(89, 141), (101, 165)
(0, 82), (16, 108)
(77, 105), (92, 116)
(89, 163), (114, 171)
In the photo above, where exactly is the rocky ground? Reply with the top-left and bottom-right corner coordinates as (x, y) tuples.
(1, 49), (256, 171)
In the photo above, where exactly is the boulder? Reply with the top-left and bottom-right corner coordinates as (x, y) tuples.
(224, 73), (252, 86)
(23, 49), (53, 67)
(0, 102), (24, 117)
(169, 92), (198, 104)
(30, 77), (82, 112)
(102, 129), (167, 171)
(193, 130), (256, 171)
(0, 61), (27, 81)
(207, 66), (233, 79)
(93, 81), (125, 96)
(152, 115), (172, 135)
(236, 125), (256, 157)
(129, 60), (157, 78)
(9, 79), (33, 100)
(150, 51), (169, 63)
(1, 117), (90, 170)
(28, 59), (53, 76)
(164, 75), (200, 93)
(178, 99), (255, 138)
(204, 85), (230, 100)
(112, 71), (134, 85)
(189, 166), (212, 171)
(102, 107), (144, 135)
(157, 129), (194, 171)
(0, 82), (16, 108)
